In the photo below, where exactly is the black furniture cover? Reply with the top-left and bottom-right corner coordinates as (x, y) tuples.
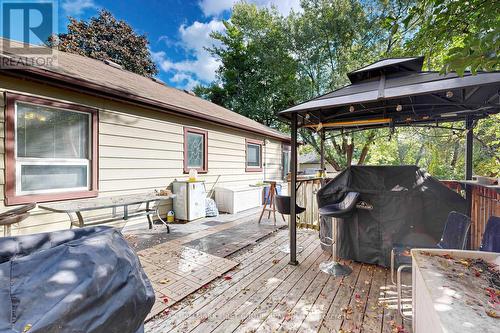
(0, 226), (154, 333)
(318, 166), (466, 267)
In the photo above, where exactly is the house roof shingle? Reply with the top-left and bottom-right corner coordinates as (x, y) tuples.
(0, 39), (289, 141)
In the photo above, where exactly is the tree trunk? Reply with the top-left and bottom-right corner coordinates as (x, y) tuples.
(415, 143), (425, 165)
(358, 131), (376, 165)
(301, 130), (342, 171)
(450, 141), (459, 168)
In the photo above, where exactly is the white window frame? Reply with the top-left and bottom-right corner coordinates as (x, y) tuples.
(246, 141), (263, 170)
(14, 101), (92, 195)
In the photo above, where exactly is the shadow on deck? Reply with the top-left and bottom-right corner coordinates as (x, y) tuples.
(125, 209), (412, 333)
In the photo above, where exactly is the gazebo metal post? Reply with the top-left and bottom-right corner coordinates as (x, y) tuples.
(320, 129), (325, 172)
(464, 115), (474, 248)
(289, 113), (299, 265)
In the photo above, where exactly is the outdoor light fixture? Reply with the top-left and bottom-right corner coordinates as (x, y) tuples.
(304, 113), (310, 120)
(396, 104), (403, 112)
(306, 118), (391, 130)
(446, 90), (454, 98)
(349, 105), (355, 112)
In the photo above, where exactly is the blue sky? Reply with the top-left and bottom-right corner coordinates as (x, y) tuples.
(1, 0), (302, 89)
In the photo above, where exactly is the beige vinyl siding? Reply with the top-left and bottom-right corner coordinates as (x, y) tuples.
(0, 76), (287, 235)
(264, 139), (283, 180)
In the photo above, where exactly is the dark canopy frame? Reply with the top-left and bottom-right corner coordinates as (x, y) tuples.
(279, 57), (500, 265)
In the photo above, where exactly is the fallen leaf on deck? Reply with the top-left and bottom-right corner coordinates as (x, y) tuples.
(22, 324), (32, 332)
(341, 306), (353, 315)
(223, 276), (232, 280)
(162, 297), (169, 303)
(159, 279), (170, 284)
(486, 309), (499, 318)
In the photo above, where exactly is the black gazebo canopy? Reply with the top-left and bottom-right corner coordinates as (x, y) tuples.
(279, 56), (500, 265)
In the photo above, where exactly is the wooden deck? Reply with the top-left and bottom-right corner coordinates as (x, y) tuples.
(145, 229), (412, 333)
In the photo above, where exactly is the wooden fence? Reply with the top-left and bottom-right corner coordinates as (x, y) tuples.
(441, 180), (500, 249)
(288, 178), (322, 230)
(286, 178), (499, 246)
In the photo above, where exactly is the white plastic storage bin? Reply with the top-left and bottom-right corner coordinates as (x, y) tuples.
(214, 186), (262, 214)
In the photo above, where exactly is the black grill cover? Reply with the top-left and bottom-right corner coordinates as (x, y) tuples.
(318, 166), (466, 267)
(0, 226), (154, 333)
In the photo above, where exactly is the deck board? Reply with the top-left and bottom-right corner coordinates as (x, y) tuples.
(146, 231), (294, 332)
(196, 239), (324, 333)
(360, 266), (386, 332)
(244, 245), (327, 333)
(347, 264), (376, 333)
(146, 229), (412, 333)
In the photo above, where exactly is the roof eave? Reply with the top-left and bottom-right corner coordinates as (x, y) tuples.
(279, 71), (500, 119)
(0, 64), (290, 142)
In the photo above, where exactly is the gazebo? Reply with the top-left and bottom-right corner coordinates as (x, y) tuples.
(279, 56), (500, 265)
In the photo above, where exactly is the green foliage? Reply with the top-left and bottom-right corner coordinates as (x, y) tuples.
(195, 0), (499, 178)
(405, 0), (500, 74)
(200, 4), (301, 129)
(366, 116), (500, 179)
(50, 9), (158, 77)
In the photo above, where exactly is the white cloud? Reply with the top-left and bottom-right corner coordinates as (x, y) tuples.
(155, 1), (302, 89)
(62, 0), (96, 16)
(199, 0), (236, 16)
(153, 19), (225, 89)
(171, 73), (201, 91)
(199, 0), (302, 17)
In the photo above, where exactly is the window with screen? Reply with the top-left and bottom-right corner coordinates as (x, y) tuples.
(5, 94), (98, 205)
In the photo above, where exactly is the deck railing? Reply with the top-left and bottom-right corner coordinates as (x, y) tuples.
(288, 178), (323, 230)
(441, 180), (500, 249)
(286, 177), (499, 245)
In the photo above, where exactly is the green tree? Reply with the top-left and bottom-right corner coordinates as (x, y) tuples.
(292, 0), (411, 170)
(195, 0), (499, 177)
(197, 4), (301, 129)
(405, 0), (500, 75)
(49, 9), (158, 77)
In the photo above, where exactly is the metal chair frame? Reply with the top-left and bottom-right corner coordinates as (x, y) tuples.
(397, 264), (413, 321)
(393, 211), (471, 321)
(274, 194), (305, 254)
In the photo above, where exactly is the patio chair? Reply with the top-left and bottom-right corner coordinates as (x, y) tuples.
(0, 203), (36, 236)
(480, 215), (500, 252)
(318, 191), (360, 277)
(394, 211), (471, 320)
(275, 195), (305, 253)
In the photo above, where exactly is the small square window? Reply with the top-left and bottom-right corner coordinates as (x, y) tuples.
(246, 139), (263, 171)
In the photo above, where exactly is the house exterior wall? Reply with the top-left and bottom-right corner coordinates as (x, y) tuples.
(0, 75), (286, 235)
(299, 162), (337, 174)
